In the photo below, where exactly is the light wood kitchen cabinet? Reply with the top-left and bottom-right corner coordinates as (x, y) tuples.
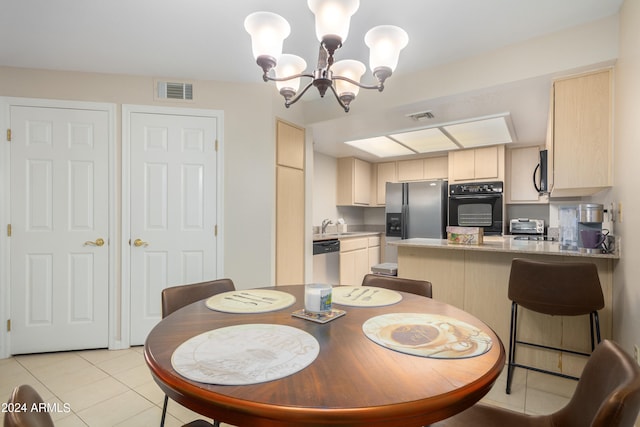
(277, 120), (304, 169)
(337, 157), (371, 206)
(339, 235), (381, 286)
(448, 145), (505, 183)
(423, 156), (448, 180)
(276, 120), (305, 285)
(339, 237), (369, 286)
(397, 156), (448, 181)
(368, 236), (381, 270)
(549, 68), (613, 197)
(506, 145), (548, 204)
(397, 159), (424, 181)
(374, 161), (397, 206)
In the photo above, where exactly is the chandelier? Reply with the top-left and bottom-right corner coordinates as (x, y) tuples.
(244, 0), (408, 112)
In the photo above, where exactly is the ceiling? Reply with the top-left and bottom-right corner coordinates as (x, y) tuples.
(0, 0), (623, 160)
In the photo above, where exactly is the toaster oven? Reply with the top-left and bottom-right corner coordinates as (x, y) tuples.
(510, 218), (544, 235)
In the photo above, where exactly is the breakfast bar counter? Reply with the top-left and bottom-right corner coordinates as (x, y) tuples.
(390, 236), (617, 378)
(389, 236), (619, 259)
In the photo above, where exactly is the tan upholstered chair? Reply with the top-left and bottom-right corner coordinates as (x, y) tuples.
(4, 384), (54, 427)
(361, 274), (432, 298)
(432, 340), (640, 427)
(505, 258), (604, 394)
(160, 278), (235, 427)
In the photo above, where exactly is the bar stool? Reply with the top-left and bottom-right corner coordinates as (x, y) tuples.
(505, 258), (604, 394)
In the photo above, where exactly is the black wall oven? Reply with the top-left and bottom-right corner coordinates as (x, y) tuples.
(448, 181), (503, 235)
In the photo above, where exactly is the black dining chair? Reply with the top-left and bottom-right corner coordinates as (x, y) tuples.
(505, 258), (604, 394)
(432, 340), (640, 427)
(160, 278), (236, 427)
(361, 273), (432, 298)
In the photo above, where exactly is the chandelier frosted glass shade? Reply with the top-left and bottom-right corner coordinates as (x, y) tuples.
(275, 54), (308, 96)
(307, 0), (360, 45)
(332, 59), (366, 107)
(365, 25), (409, 74)
(244, 12), (291, 70)
(244, 3), (407, 112)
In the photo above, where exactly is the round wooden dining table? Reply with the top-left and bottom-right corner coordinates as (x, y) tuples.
(144, 285), (505, 427)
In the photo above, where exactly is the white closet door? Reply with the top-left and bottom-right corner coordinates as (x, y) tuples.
(128, 112), (218, 345)
(10, 105), (110, 354)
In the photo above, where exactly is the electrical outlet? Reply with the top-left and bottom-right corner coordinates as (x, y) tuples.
(619, 202), (623, 223)
(634, 345), (640, 365)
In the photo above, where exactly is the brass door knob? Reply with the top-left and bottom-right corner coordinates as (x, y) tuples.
(84, 238), (105, 247)
(133, 238), (149, 247)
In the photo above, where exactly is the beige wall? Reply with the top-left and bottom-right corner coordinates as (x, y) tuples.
(303, 15), (619, 128)
(612, 0), (640, 355)
(0, 67), (304, 291)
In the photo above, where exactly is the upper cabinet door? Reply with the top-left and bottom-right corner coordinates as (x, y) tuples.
(423, 156), (448, 180)
(375, 162), (397, 206)
(397, 159), (424, 181)
(277, 120), (305, 169)
(551, 68), (612, 196)
(449, 150), (476, 182)
(449, 146), (504, 183)
(337, 157), (371, 206)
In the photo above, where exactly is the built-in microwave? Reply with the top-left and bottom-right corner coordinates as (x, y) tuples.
(448, 181), (503, 235)
(533, 149), (548, 194)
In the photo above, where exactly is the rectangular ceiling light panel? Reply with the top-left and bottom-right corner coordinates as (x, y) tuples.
(344, 136), (415, 158)
(443, 116), (513, 148)
(390, 127), (459, 153)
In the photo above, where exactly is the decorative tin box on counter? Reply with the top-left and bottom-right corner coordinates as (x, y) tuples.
(446, 226), (484, 245)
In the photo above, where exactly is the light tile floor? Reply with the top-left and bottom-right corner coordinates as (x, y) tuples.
(0, 347), (583, 426)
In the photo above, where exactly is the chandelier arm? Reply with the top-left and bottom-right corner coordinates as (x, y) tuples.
(326, 83), (350, 113)
(283, 80), (316, 107)
(263, 72), (315, 83)
(332, 75), (384, 91)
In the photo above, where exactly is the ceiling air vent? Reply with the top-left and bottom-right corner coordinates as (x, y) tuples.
(157, 81), (193, 100)
(407, 110), (435, 121)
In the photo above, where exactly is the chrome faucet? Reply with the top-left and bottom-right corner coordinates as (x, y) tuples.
(321, 219), (333, 234)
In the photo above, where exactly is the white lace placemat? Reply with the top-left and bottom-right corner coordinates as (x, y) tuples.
(171, 324), (319, 385)
(363, 313), (492, 359)
(332, 286), (402, 307)
(205, 289), (296, 313)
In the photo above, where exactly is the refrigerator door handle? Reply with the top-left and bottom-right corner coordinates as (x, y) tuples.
(401, 184), (408, 240)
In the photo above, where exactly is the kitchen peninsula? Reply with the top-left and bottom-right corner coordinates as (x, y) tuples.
(390, 237), (618, 378)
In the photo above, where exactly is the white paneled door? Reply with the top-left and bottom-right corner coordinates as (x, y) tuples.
(10, 106), (110, 354)
(128, 111), (218, 345)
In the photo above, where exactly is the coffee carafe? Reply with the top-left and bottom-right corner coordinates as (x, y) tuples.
(578, 203), (606, 253)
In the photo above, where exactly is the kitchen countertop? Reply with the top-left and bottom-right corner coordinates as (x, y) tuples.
(389, 236), (619, 259)
(312, 231), (382, 242)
